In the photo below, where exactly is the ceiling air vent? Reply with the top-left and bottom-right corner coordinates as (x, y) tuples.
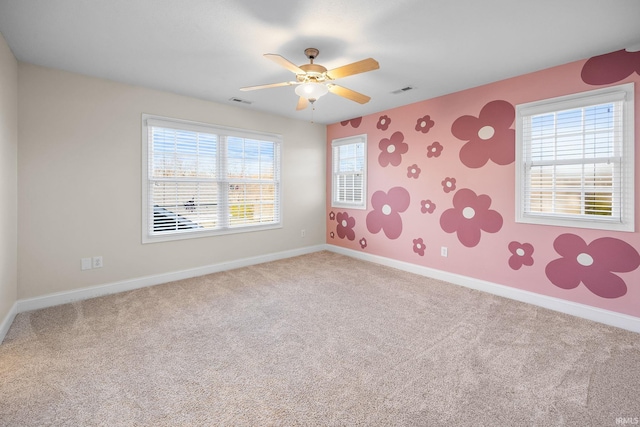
(229, 97), (252, 105)
(391, 86), (415, 95)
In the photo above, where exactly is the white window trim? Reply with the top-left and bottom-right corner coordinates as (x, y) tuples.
(331, 134), (367, 210)
(515, 83), (634, 232)
(141, 114), (283, 243)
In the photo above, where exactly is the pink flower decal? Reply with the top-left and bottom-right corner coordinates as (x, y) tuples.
(329, 211), (335, 221)
(366, 187), (411, 240)
(581, 49), (640, 85)
(340, 117), (362, 128)
(442, 177), (456, 193)
(508, 241), (534, 270)
(545, 234), (640, 299)
(377, 115), (391, 131)
(413, 238), (426, 256)
(407, 164), (421, 179)
(330, 231), (335, 239)
(336, 212), (356, 241)
(439, 188), (503, 248)
(415, 115), (435, 133)
(359, 237), (367, 249)
(427, 141), (443, 158)
(421, 199), (436, 214)
(378, 131), (409, 167)
(451, 100), (515, 168)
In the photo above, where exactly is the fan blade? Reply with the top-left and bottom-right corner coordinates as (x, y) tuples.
(264, 54), (305, 74)
(296, 96), (309, 111)
(240, 81), (296, 91)
(326, 58), (379, 80)
(327, 84), (371, 104)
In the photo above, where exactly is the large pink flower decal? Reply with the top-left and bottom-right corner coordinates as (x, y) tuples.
(451, 100), (515, 168)
(413, 238), (426, 256)
(378, 131), (409, 167)
(377, 115), (391, 131)
(427, 141), (443, 158)
(336, 212), (356, 241)
(415, 115), (435, 133)
(341, 117), (362, 128)
(439, 188), (503, 248)
(581, 49), (640, 85)
(545, 234), (640, 299)
(508, 241), (534, 270)
(366, 187), (411, 240)
(407, 164), (421, 179)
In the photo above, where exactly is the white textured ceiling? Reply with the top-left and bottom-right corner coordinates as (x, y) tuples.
(1, 0), (639, 124)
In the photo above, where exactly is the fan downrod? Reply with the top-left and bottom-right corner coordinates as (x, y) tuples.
(304, 48), (320, 62)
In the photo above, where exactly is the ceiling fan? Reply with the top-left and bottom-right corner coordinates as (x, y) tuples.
(240, 48), (379, 110)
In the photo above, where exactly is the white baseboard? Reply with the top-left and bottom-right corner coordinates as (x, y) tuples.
(9, 243), (639, 336)
(16, 245), (326, 314)
(0, 302), (17, 344)
(326, 244), (640, 334)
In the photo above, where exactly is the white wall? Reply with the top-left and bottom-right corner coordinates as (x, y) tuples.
(18, 63), (326, 300)
(0, 32), (18, 332)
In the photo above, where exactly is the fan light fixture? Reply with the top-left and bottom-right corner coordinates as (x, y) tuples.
(295, 82), (329, 102)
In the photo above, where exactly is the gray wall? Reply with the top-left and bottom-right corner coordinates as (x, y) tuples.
(18, 63), (326, 299)
(0, 31), (18, 328)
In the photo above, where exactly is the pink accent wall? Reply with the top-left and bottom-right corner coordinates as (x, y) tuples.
(326, 51), (640, 318)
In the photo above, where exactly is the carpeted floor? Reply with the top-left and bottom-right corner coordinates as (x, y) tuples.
(1, 251), (639, 426)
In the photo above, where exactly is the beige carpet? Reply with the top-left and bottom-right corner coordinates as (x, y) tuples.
(1, 251), (639, 426)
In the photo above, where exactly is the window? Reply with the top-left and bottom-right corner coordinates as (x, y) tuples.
(332, 135), (367, 209)
(515, 83), (634, 232)
(142, 115), (281, 243)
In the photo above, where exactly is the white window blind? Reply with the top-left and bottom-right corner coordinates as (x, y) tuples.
(516, 83), (634, 231)
(142, 115), (282, 242)
(332, 135), (367, 209)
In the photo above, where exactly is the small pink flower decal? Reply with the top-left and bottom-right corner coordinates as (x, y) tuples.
(415, 115), (435, 133)
(366, 187), (411, 240)
(377, 115), (391, 131)
(413, 238), (426, 256)
(508, 241), (534, 270)
(451, 100), (515, 168)
(407, 164), (421, 179)
(545, 234), (640, 299)
(329, 211), (335, 221)
(378, 131), (409, 167)
(421, 199), (436, 214)
(440, 188), (503, 248)
(340, 117), (362, 128)
(359, 237), (367, 249)
(442, 177), (456, 193)
(336, 212), (356, 241)
(427, 141), (443, 158)
(581, 49), (640, 85)
(330, 231), (335, 239)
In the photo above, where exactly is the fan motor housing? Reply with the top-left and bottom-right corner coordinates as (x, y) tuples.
(298, 63), (327, 82)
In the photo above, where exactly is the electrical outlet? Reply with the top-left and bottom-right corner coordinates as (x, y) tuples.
(81, 258), (92, 271)
(92, 256), (103, 268)
(440, 247), (448, 257)
(301, 229), (306, 238)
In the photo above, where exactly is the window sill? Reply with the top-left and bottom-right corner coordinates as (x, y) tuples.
(142, 223), (283, 244)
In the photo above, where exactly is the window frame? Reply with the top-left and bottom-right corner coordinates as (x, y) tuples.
(141, 114), (283, 243)
(331, 134), (367, 210)
(515, 83), (635, 232)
